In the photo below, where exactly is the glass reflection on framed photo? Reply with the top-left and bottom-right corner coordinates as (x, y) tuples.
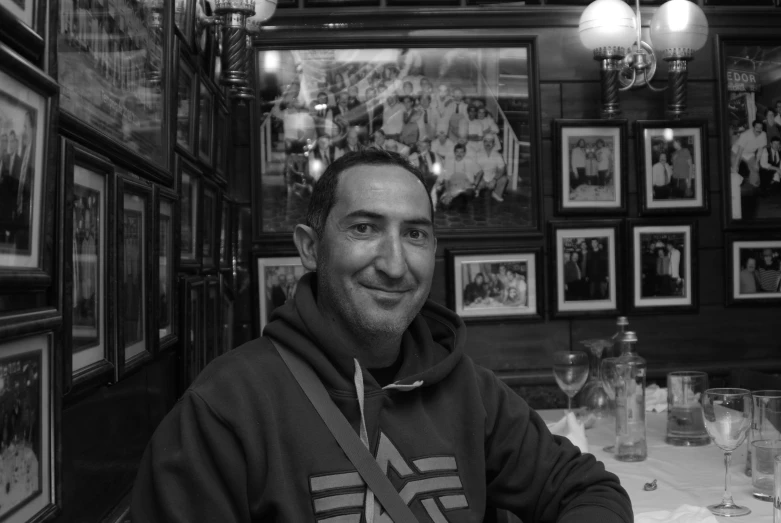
(256, 255), (307, 333)
(198, 80), (213, 164)
(0, 332), (54, 523)
(178, 157), (201, 267)
(629, 221), (697, 313)
(181, 275), (204, 392)
(720, 39), (781, 229)
(157, 194), (176, 346)
(554, 120), (627, 215)
(448, 248), (542, 322)
(725, 232), (781, 307)
(176, 57), (196, 153)
(254, 43), (541, 237)
(0, 59), (51, 273)
(202, 185), (216, 268)
(221, 275), (234, 355)
(214, 105), (228, 180)
(58, 0), (168, 169)
(550, 220), (622, 318)
(219, 198), (230, 268)
(636, 121), (708, 215)
(204, 277), (219, 367)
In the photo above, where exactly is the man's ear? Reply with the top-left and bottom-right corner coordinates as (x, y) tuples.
(293, 224), (319, 272)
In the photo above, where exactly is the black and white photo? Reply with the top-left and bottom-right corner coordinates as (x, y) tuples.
(630, 222), (696, 313)
(256, 256), (307, 332)
(178, 159), (200, 265)
(551, 221), (621, 317)
(726, 234), (781, 306)
(202, 186), (216, 268)
(122, 194), (146, 361)
(158, 200), (173, 341)
(637, 121), (707, 214)
(554, 120), (626, 214)
(255, 45), (540, 236)
(449, 250), (541, 321)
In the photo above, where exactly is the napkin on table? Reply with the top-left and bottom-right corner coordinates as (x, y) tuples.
(645, 384), (668, 412)
(634, 504), (718, 523)
(546, 411), (589, 455)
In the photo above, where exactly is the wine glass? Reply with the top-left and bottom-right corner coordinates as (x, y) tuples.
(552, 351), (590, 413)
(702, 388), (753, 517)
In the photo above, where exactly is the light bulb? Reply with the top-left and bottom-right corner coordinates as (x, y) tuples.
(579, 0), (637, 51)
(650, 0), (709, 54)
(246, 0), (278, 34)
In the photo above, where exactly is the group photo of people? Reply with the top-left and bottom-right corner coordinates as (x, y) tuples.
(260, 261), (307, 329)
(638, 233), (687, 299)
(565, 134), (617, 203)
(0, 93), (36, 255)
(256, 47), (533, 232)
(647, 133), (699, 201)
(460, 261), (529, 310)
(561, 236), (611, 302)
(737, 245), (781, 295)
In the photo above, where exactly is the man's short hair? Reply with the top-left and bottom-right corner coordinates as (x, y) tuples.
(753, 119), (764, 128)
(454, 143), (466, 153)
(305, 149), (435, 238)
(772, 136), (781, 144)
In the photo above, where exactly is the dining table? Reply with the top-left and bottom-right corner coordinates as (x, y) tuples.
(537, 409), (775, 523)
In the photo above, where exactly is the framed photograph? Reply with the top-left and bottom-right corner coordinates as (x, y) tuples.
(220, 273), (234, 355)
(198, 79), (213, 165)
(204, 276), (219, 367)
(177, 155), (201, 270)
(553, 119), (627, 215)
(0, 46), (58, 286)
(254, 38), (542, 239)
(256, 255), (307, 333)
(725, 232), (781, 307)
(719, 37), (781, 229)
(180, 275), (204, 393)
(550, 220), (623, 318)
(628, 221), (698, 313)
(0, 0), (45, 63)
(116, 176), (153, 379)
(176, 55), (196, 154)
(57, 0), (171, 176)
(63, 141), (115, 391)
(155, 186), (178, 350)
(201, 182), (218, 269)
(447, 248), (542, 322)
(220, 196), (232, 269)
(0, 331), (55, 523)
(636, 120), (708, 215)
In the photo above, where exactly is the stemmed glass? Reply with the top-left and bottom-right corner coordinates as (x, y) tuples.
(552, 351), (590, 413)
(702, 388), (753, 517)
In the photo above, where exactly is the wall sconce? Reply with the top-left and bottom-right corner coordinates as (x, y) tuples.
(579, 0), (708, 120)
(199, 0), (277, 100)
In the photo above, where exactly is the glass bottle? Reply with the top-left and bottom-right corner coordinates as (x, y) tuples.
(610, 316), (629, 358)
(614, 331), (647, 462)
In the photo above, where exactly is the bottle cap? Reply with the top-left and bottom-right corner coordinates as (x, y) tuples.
(620, 331), (638, 342)
(617, 316), (629, 326)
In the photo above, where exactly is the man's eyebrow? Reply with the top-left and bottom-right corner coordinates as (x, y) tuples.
(343, 209), (433, 227)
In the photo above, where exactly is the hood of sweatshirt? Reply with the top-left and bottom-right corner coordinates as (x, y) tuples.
(263, 272), (464, 394)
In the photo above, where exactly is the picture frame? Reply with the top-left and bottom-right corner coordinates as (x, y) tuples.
(204, 276), (220, 367)
(201, 181), (218, 270)
(628, 220), (698, 314)
(447, 247), (542, 322)
(62, 141), (116, 393)
(0, 0), (45, 64)
(177, 155), (202, 271)
(116, 175), (154, 379)
(718, 36), (781, 230)
(553, 119), (628, 215)
(179, 274), (204, 393)
(635, 120), (709, 215)
(57, 0), (173, 181)
(725, 232), (781, 307)
(198, 78), (213, 166)
(220, 272), (234, 355)
(253, 36), (543, 240)
(256, 254), (307, 334)
(549, 220), (623, 318)
(176, 53), (197, 154)
(0, 45), (58, 289)
(0, 331), (56, 523)
(219, 196), (232, 269)
(155, 185), (178, 351)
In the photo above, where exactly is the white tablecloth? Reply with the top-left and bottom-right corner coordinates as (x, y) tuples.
(538, 410), (774, 523)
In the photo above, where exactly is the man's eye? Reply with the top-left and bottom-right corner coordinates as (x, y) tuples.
(408, 230), (426, 241)
(354, 224), (371, 234)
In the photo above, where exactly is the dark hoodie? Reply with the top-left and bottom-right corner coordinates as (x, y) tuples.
(131, 273), (632, 522)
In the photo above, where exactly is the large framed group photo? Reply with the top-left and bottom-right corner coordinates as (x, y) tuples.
(725, 232), (781, 307)
(720, 37), (781, 229)
(253, 34), (542, 239)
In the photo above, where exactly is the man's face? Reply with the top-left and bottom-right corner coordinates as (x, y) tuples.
(772, 140), (781, 152)
(348, 87), (358, 99)
(454, 147), (465, 160)
(437, 85), (448, 99)
(374, 133), (385, 146)
(591, 239), (598, 251)
(483, 139), (494, 152)
(315, 164), (436, 342)
(417, 140), (429, 152)
(339, 93), (349, 106)
(746, 259), (756, 272)
(347, 132), (358, 146)
(666, 244), (673, 252)
(437, 132), (447, 144)
(754, 123), (764, 135)
(317, 93), (327, 105)
(453, 89), (463, 102)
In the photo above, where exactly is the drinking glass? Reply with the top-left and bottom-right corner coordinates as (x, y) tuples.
(552, 351), (589, 413)
(702, 388), (753, 517)
(600, 357), (621, 452)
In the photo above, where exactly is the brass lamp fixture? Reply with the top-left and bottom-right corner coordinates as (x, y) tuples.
(199, 0), (277, 100)
(579, 0), (709, 120)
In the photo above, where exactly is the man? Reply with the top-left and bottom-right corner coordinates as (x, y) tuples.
(436, 143), (480, 211)
(474, 134), (508, 202)
(131, 149), (632, 522)
(586, 238), (607, 299)
(733, 119), (767, 187)
(408, 137), (440, 193)
(666, 241), (681, 295)
(595, 139), (611, 188)
(363, 87), (384, 138)
(370, 129), (409, 157)
(758, 136), (781, 193)
(571, 139), (587, 189)
(670, 139), (693, 198)
(416, 93), (438, 141)
(381, 92), (404, 142)
(431, 127), (456, 162)
(336, 128), (363, 160)
(651, 152), (672, 200)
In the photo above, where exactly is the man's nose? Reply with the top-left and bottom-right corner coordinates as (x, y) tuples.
(375, 232), (408, 279)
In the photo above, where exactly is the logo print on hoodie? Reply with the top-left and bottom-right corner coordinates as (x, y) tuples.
(309, 432), (468, 522)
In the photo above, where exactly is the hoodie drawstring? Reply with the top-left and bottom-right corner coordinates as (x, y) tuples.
(353, 360), (375, 523)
